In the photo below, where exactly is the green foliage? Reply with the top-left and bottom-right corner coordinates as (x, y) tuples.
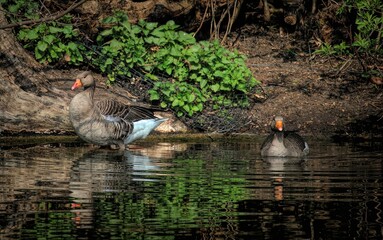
(17, 22), (86, 65)
(0, 0), (40, 21)
(7, 3), (258, 118)
(315, 42), (350, 56)
(92, 12), (148, 81)
(316, 0), (383, 55)
(345, 0), (383, 52)
(1, 0), (86, 65)
(94, 12), (259, 116)
(148, 39), (257, 116)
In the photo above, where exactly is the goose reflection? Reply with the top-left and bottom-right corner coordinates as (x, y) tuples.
(69, 142), (187, 229)
(263, 157), (306, 201)
(264, 156), (305, 172)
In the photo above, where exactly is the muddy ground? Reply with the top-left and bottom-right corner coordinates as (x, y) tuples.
(230, 24), (382, 139)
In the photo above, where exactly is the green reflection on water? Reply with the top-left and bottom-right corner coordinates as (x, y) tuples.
(21, 211), (75, 240)
(93, 156), (250, 239)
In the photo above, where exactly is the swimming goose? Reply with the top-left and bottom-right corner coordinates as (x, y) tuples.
(260, 116), (309, 157)
(69, 71), (167, 149)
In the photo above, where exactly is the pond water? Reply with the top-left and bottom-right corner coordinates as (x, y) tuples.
(1, 137), (383, 240)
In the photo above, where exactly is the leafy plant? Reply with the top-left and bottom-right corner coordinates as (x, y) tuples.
(316, 0), (383, 56)
(148, 39), (257, 116)
(94, 12), (259, 117)
(342, 0), (383, 52)
(0, 0), (40, 21)
(93, 12), (148, 81)
(1, 0), (87, 65)
(315, 42), (350, 56)
(17, 22), (86, 65)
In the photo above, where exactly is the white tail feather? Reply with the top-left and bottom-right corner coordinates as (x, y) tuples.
(124, 118), (167, 144)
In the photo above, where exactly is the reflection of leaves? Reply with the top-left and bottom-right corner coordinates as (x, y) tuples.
(94, 155), (250, 236)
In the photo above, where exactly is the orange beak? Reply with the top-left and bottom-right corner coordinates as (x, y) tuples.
(71, 79), (83, 90)
(275, 120), (283, 131)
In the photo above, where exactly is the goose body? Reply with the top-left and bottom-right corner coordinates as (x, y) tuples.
(69, 71), (167, 149)
(261, 116), (309, 157)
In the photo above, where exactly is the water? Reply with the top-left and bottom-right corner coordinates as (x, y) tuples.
(1, 138), (383, 239)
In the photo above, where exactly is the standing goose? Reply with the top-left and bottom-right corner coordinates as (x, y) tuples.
(261, 116), (309, 157)
(69, 71), (167, 149)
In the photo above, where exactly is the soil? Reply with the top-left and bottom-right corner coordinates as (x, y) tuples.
(229, 24), (382, 139)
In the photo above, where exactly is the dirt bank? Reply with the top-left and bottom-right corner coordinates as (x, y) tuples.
(232, 25), (382, 139)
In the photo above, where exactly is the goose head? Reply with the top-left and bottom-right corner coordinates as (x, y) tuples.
(271, 116), (284, 132)
(71, 71), (94, 90)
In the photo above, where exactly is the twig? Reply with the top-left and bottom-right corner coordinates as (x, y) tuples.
(210, 0), (218, 39)
(221, 0), (242, 44)
(335, 57), (352, 75)
(0, 0), (87, 29)
(193, 3), (209, 38)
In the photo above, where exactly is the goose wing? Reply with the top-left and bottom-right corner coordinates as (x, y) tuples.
(260, 133), (275, 152)
(283, 131), (307, 151)
(96, 99), (156, 123)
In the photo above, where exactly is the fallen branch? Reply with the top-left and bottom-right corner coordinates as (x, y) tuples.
(0, 0), (87, 29)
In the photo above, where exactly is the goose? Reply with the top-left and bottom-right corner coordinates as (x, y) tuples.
(69, 71), (167, 149)
(260, 116), (309, 157)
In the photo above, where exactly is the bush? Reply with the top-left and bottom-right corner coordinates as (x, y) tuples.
(316, 0), (383, 55)
(17, 21), (86, 65)
(93, 12), (259, 117)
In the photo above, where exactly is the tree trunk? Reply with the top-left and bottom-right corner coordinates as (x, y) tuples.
(0, 7), (74, 134)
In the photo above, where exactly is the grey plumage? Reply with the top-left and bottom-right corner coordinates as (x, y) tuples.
(261, 116), (309, 157)
(69, 71), (167, 149)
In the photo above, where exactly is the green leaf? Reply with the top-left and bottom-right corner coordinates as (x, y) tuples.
(213, 70), (226, 78)
(162, 88), (171, 97)
(35, 49), (43, 60)
(105, 58), (114, 66)
(160, 102), (167, 108)
(49, 49), (58, 59)
(8, 4), (20, 13)
(170, 46), (182, 57)
(37, 41), (48, 52)
(178, 32), (196, 45)
(188, 94), (195, 102)
(165, 20), (178, 30)
(62, 25), (75, 38)
(183, 104), (190, 113)
(146, 73), (159, 81)
(151, 28), (165, 38)
(165, 67), (172, 75)
(145, 36), (157, 44)
(48, 26), (62, 34)
(26, 30), (39, 40)
(145, 22), (158, 31)
(102, 16), (117, 24)
(149, 91), (160, 100)
(109, 39), (123, 50)
(199, 79), (207, 89)
(67, 42), (78, 51)
(172, 99), (179, 107)
(100, 29), (113, 37)
(211, 84), (220, 92)
(43, 35), (56, 44)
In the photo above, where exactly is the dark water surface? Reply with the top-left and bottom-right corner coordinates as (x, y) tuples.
(1, 137), (383, 239)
